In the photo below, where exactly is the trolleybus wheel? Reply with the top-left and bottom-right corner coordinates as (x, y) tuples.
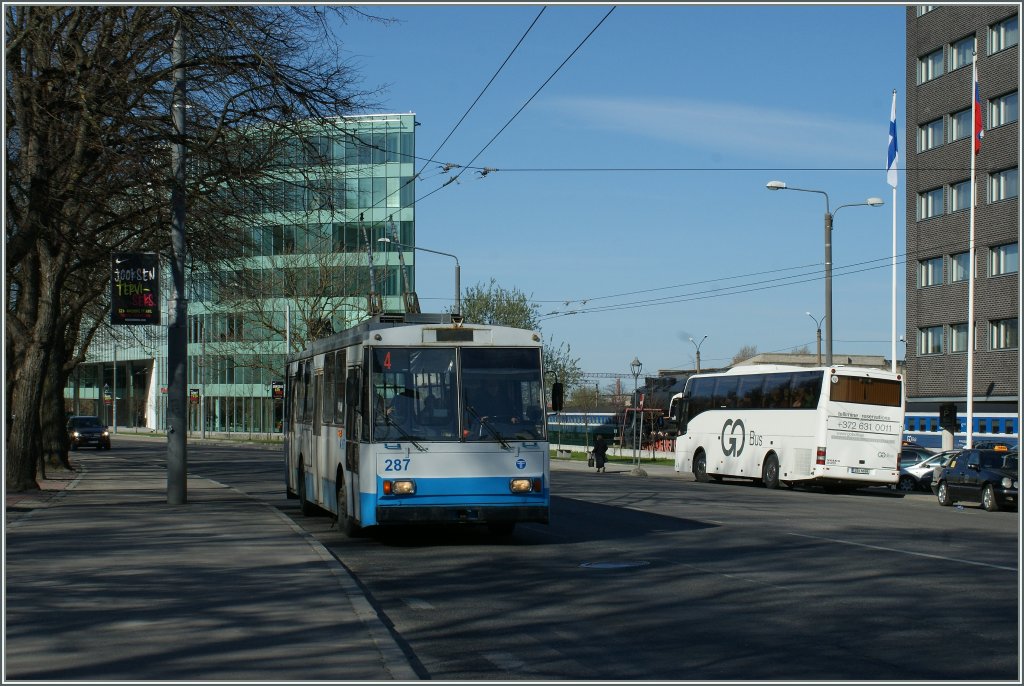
(297, 460), (317, 516)
(762, 455), (780, 490)
(335, 472), (362, 536)
(693, 452), (709, 483)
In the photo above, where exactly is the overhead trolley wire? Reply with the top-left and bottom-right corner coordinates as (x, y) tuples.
(416, 6), (616, 205)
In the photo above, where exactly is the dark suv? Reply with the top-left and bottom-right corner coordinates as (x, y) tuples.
(67, 415), (111, 450)
(932, 449), (1018, 512)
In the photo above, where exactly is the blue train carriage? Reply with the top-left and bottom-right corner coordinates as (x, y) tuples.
(284, 313), (557, 536)
(546, 412), (619, 446)
(903, 410), (1019, 450)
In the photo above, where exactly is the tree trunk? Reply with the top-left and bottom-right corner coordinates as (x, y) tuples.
(41, 339), (73, 472)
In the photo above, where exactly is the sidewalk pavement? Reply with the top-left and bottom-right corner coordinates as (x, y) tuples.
(3, 439), (679, 681)
(4, 449), (418, 682)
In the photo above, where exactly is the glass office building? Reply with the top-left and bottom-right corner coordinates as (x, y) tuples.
(65, 113), (418, 435)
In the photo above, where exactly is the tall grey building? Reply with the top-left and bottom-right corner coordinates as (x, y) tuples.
(904, 6), (1018, 441)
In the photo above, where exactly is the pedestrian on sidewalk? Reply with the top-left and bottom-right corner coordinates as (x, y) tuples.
(593, 434), (608, 473)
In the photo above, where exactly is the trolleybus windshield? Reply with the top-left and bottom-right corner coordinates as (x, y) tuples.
(461, 348), (546, 442)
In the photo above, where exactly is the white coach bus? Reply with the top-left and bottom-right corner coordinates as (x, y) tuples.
(284, 313), (555, 536)
(672, 365), (904, 491)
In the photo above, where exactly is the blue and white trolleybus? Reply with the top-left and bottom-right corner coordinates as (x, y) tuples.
(284, 313), (553, 535)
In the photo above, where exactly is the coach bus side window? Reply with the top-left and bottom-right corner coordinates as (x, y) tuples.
(762, 373), (791, 409)
(790, 371), (822, 409)
(712, 376), (739, 409)
(736, 374), (765, 409)
(687, 378), (713, 422)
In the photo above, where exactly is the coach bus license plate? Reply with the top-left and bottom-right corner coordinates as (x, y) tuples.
(849, 467), (870, 474)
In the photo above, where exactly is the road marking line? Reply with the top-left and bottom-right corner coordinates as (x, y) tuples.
(403, 597), (434, 610)
(484, 651), (528, 672)
(788, 532), (1017, 571)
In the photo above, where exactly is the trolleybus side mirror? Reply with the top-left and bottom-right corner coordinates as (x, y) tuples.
(551, 382), (564, 413)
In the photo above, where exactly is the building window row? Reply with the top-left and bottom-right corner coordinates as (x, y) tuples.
(917, 168), (1018, 219)
(917, 242), (1018, 288)
(918, 318), (1019, 355)
(917, 90), (1017, 153)
(271, 131), (416, 169)
(916, 15), (1018, 85)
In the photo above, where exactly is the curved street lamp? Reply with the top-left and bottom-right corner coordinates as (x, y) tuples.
(688, 335), (707, 372)
(806, 312), (825, 365)
(767, 181), (883, 365)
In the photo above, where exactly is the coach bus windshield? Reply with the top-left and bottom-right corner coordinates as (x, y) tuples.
(828, 374), (902, 407)
(461, 348), (546, 442)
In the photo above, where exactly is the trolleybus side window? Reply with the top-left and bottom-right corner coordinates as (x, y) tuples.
(322, 354), (335, 426)
(830, 374), (902, 407)
(333, 351), (347, 424)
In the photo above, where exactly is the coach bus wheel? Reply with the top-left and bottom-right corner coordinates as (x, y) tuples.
(335, 474), (362, 536)
(298, 461), (317, 516)
(762, 455), (780, 490)
(693, 453), (709, 483)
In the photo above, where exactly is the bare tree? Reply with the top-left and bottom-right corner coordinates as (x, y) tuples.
(731, 344), (759, 366)
(5, 6), (384, 491)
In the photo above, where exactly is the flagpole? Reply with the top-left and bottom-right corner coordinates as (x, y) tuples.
(966, 53), (979, 449)
(886, 89), (899, 374)
(891, 184), (897, 374)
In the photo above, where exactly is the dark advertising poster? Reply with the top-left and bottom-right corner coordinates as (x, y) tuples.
(111, 252), (160, 325)
(272, 381), (285, 400)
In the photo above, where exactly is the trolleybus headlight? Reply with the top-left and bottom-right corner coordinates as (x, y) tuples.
(509, 478), (542, 493)
(383, 480), (416, 496)
(509, 478), (532, 493)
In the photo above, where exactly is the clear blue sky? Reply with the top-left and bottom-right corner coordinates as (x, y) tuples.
(333, 3), (908, 377)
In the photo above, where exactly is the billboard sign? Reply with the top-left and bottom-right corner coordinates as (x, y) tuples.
(111, 252), (160, 325)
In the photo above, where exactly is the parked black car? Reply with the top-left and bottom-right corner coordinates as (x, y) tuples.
(932, 449), (1018, 511)
(67, 415), (111, 450)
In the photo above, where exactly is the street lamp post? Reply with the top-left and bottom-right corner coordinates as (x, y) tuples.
(766, 181), (883, 366)
(688, 335), (707, 372)
(630, 356), (642, 466)
(806, 312), (825, 365)
(378, 238), (460, 316)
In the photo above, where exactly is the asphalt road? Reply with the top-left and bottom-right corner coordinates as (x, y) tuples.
(172, 441), (1020, 682)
